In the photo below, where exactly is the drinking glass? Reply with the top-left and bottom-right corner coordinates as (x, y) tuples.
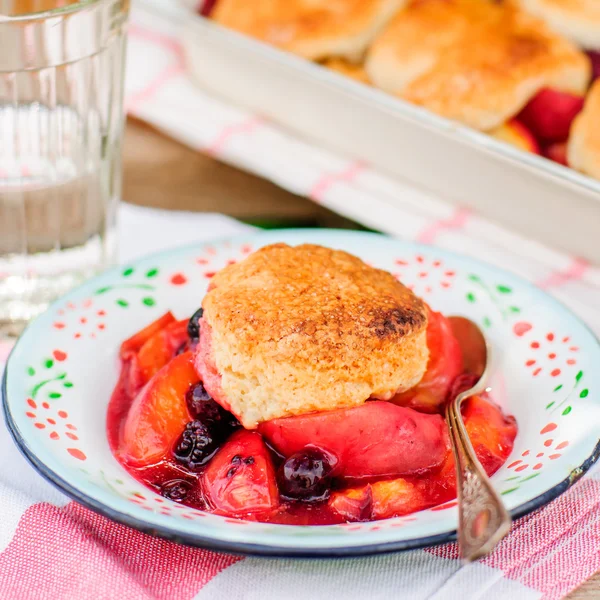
(0, 0), (129, 337)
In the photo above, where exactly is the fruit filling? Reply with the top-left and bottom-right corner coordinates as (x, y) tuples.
(496, 87), (588, 166)
(108, 307), (517, 525)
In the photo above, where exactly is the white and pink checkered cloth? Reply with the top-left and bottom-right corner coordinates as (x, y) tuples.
(2, 1), (600, 598)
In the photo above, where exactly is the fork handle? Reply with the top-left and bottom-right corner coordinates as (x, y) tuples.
(446, 396), (512, 562)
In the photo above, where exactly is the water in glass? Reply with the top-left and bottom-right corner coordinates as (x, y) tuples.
(0, 0), (129, 336)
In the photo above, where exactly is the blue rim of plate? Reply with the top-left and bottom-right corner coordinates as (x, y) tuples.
(3, 229), (600, 558)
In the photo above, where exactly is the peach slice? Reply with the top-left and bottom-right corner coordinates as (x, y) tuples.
(519, 88), (585, 143)
(544, 142), (569, 167)
(491, 119), (540, 154)
(203, 430), (279, 516)
(259, 402), (449, 480)
(120, 352), (197, 467)
(391, 309), (463, 413)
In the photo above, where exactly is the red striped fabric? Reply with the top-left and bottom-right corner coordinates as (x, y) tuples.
(0, 502), (239, 600)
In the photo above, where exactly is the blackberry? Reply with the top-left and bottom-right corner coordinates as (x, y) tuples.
(160, 479), (192, 502)
(186, 383), (222, 421)
(173, 420), (219, 470)
(187, 307), (204, 341)
(185, 382), (241, 433)
(279, 448), (334, 501)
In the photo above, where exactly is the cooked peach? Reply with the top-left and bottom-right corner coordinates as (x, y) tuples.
(119, 352), (197, 467)
(491, 119), (541, 154)
(259, 401), (449, 480)
(544, 141), (569, 166)
(519, 88), (585, 142)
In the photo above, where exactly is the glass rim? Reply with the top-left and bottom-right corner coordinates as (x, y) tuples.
(0, 0), (116, 22)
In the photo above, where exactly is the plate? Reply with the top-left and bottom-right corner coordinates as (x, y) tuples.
(3, 229), (600, 557)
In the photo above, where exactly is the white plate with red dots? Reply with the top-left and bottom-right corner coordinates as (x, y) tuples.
(3, 230), (600, 556)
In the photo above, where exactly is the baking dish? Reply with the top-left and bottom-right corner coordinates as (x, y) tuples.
(180, 1), (600, 263)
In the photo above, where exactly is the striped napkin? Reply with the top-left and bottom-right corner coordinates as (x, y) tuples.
(2, 1), (600, 598)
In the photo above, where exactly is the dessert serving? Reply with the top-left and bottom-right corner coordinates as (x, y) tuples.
(204, 0), (600, 179)
(5, 229), (600, 553)
(108, 244), (517, 524)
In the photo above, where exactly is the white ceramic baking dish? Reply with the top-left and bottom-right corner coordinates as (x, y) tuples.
(179, 0), (600, 263)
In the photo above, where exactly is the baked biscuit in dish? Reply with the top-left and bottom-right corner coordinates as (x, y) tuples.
(365, 0), (591, 131)
(513, 0), (600, 50)
(568, 79), (600, 179)
(211, 0), (407, 62)
(195, 243), (429, 428)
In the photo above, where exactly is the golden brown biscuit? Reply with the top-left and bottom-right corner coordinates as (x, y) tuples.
(365, 0), (591, 131)
(568, 79), (600, 179)
(323, 58), (371, 84)
(195, 243), (429, 428)
(212, 0), (407, 62)
(513, 0), (600, 50)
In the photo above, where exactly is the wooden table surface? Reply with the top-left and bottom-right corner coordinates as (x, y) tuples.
(122, 117), (599, 600)
(123, 117), (357, 228)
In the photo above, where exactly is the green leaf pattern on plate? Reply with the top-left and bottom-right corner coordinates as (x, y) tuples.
(465, 273), (521, 327)
(93, 266), (159, 308)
